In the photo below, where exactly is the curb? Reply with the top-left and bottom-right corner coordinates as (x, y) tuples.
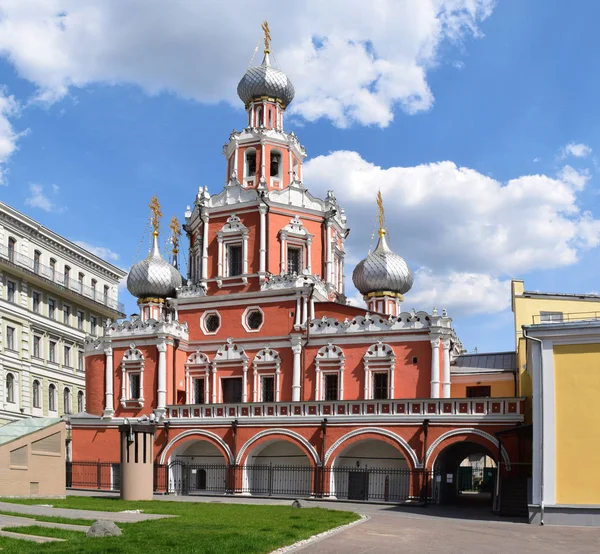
(271, 514), (370, 553)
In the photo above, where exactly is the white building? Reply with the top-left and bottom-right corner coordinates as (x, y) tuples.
(0, 201), (126, 424)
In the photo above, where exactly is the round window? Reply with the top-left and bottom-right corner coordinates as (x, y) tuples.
(205, 313), (220, 333)
(247, 310), (263, 330)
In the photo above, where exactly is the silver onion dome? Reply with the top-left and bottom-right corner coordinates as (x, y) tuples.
(352, 231), (414, 297)
(237, 52), (295, 108)
(127, 235), (182, 299)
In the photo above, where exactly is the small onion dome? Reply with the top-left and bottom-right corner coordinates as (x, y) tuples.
(352, 231), (413, 297)
(127, 234), (182, 299)
(237, 52), (295, 108)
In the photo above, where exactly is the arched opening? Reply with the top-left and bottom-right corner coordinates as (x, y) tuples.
(245, 148), (257, 182)
(77, 390), (84, 413)
(63, 387), (71, 414)
(256, 106), (263, 126)
(270, 149), (282, 180)
(168, 439), (229, 495)
(245, 440), (313, 496)
(432, 441), (497, 508)
(330, 439), (410, 502)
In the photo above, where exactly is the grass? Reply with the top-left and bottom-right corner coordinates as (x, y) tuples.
(0, 509), (95, 526)
(0, 496), (359, 553)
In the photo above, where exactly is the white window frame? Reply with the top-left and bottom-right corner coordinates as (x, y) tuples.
(5, 372), (16, 404)
(217, 214), (249, 281)
(252, 347), (281, 402)
(32, 334), (42, 359)
(185, 351), (211, 404)
(120, 344), (145, 407)
(244, 147), (257, 187)
(48, 383), (57, 413)
(212, 338), (249, 403)
(363, 341), (395, 400)
(32, 290), (41, 313)
(315, 343), (345, 401)
(242, 306), (265, 333)
(32, 379), (41, 410)
(540, 311), (564, 323)
(278, 215), (313, 275)
(200, 310), (221, 336)
(6, 326), (15, 351)
(77, 390), (85, 413)
(63, 387), (72, 414)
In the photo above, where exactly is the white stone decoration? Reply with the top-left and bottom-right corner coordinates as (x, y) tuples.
(185, 351), (211, 405)
(120, 344), (144, 408)
(252, 346), (281, 402)
(364, 341), (396, 400)
(315, 343), (345, 401)
(212, 338), (250, 403)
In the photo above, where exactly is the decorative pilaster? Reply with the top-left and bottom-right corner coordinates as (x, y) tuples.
(291, 336), (302, 402)
(325, 221), (333, 285)
(201, 208), (209, 281)
(279, 231), (287, 274)
(430, 338), (441, 398)
(242, 360), (248, 403)
(211, 362), (217, 403)
(156, 341), (167, 414)
(442, 338), (451, 398)
(103, 346), (114, 418)
(259, 204), (267, 281)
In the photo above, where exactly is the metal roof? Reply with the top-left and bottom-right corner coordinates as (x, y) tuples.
(0, 417), (62, 446)
(452, 351), (516, 374)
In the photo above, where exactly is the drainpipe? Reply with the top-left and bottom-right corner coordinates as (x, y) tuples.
(422, 418), (430, 506)
(523, 327), (544, 525)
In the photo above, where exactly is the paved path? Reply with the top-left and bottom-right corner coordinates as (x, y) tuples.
(0, 500), (172, 523)
(0, 513), (89, 544)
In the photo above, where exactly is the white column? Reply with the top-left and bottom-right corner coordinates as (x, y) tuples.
(185, 369), (190, 404)
(253, 367), (258, 402)
(280, 232), (287, 274)
(217, 236), (223, 277)
(364, 361), (370, 400)
(261, 139), (266, 184)
(157, 341), (167, 413)
(315, 363), (321, 401)
(259, 204), (267, 280)
(233, 143), (239, 176)
(302, 295), (308, 326)
(295, 294), (301, 328)
(430, 338), (441, 398)
(390, 360), (395, 399)
(103, 346), (114, 418)
(275, 367), (281, 402)
(211, 363), (217, 403)
(325, 222), (333, 285)
(242, 233), (249, 275)
(205, 368), (210, 404)
(242, 362), (248, 403)
(291, 337), (302, 402)
(442, 339), (451, 398)
(340, 362), (345, 401)
(201, 209), (209, 281)
(306, 237), (313, 273)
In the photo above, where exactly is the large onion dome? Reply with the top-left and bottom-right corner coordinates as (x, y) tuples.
(352, 231), (413, 297)
(237, 52), (295, 108)
(127, 234), (182, 299)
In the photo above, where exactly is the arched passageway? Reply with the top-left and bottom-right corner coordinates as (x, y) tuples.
(244, 440), (314, 496)
(432, 441), (497, 508)
(169, 440), (229, 495)
(329, 439), (411, 502)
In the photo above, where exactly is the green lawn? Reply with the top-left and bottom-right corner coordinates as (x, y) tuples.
(0, 496), (359, 553)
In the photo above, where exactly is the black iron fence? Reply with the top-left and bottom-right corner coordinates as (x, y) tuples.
(68, 461), (434, 503)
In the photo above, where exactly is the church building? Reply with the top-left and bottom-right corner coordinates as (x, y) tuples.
(71, 26), (526, 509)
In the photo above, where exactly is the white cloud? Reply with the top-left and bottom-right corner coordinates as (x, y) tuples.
(561, 142), (592, 159)
(74, 240), (120, 262)
(0, 90), (24, 185)
(304, 151), (600, 315)
(24, 183), (64, 212)
(0, 0), (494, 127)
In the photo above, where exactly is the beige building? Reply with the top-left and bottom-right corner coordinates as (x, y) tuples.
(0, 417), (66, 497)
(0, 201), (126, 425)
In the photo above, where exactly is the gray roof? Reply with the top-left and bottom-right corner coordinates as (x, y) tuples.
(0, 417), (63, 446)
(452, 351), (516, 374)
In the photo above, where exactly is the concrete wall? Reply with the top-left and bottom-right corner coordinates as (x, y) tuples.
(0, 421), (66, 497)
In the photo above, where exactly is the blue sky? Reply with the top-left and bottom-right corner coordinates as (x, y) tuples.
(0, 0), (599, 353)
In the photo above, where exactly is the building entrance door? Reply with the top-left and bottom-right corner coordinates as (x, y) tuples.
(348, 471), (368, 500)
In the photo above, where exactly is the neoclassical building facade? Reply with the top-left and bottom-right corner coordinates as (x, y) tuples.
(71, 32), (525, 507)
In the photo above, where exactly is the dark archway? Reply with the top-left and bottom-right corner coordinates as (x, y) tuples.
(433, 441), (497, 508)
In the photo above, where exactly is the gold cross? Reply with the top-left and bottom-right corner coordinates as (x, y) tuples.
(149, 196), (162, 237)
(377, 190), (385, 233)
(170, 215), (181, 255)
(262, 21), (271, 53)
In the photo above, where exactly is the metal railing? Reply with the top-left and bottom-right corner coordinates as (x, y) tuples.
(532, 310), (600, 324)
(0, 243), (124, 313)
(66, 461), (121, 491)
(166, 397), (525, 420)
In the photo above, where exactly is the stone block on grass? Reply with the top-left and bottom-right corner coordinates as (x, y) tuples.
(86, 520), (122, 538)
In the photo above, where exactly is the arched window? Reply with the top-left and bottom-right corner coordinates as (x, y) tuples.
(32, 380), (41, 408)
(213, 338), (249, 404)
(77, 390), (84, 413)
(63, 387), (71, 414)
(7, 237), (16, 262)
(245, 149), (257, 178)
(364, 341), (396, 400)
(33, 250), (41, 274)
(121, 344), (145, 407)
(5, 373), (14, 403)
(268, 108), (272, 128)
(270, 150), (281, 179)
(252, 347), (281, 402)
(256, 106), (263, 126)
(185, 351), (211, 404)
(315, 343), (345, 401)
(48, 384), (56, 412)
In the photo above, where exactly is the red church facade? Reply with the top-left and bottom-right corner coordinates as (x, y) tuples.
(71, 35), (525, 507)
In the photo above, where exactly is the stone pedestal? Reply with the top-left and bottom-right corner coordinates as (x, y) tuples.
(119, 422), (156, 501)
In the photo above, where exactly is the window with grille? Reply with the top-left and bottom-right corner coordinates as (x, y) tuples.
(246, 309), (263, 330)
(130, 373), (141, 399)
(324, 374), (339, 401)
(373, 372), (388, 400)
(204, 313), (220, 333)
(227, 244), (243, 276)
(262, 376), (274, 402)
(287, 247), (302, 275)
(193, 378), (205, 404)
(466, 386), (491, 398)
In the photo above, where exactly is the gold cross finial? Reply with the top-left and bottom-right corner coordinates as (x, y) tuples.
(262, 21), (271, 53)
(169, 215), (181, 255)
(376, 190), (385, 237)
(149, 196), (162, 237)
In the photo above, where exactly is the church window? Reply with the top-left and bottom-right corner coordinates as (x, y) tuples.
(270, 151), (281, 178)
(185, 350), (211, 404)
(246, 149), (257, 177)
(373, 372), (388, 400)
(287, 246), (302, 275)
(222, 378), (242, 403)
(193, 378), (205, 404)
(262, 376), (274, 402)
(129, 374), (140, 399)
(268, 109), (272, 127)
(120, 344), (144, 407)
(324, 373), (339, 401)
(203, 312), (221, 334)
(256, 107), (263, 126)
(364, 342), (395, 400)
(466, 386), (491, 398)
(243, 307), (264, 332)
(315, 344), (345, 401)
(252, 347), (281, 402)
(227, 244), (243, 276)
